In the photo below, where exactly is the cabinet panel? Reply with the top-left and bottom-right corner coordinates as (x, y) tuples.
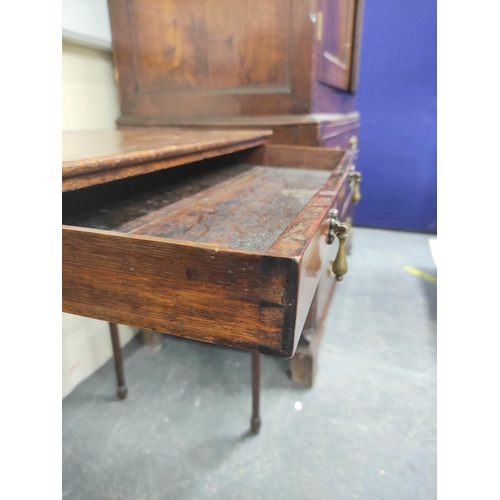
(109, 0), (314, 117)
(315, 0), (362, 92)
(131, 0), (291, 93)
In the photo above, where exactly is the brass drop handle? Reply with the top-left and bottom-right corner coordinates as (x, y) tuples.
(349, 135), (358, 150)
(349, 169), (362, 205)
(326, 209), (349, 281)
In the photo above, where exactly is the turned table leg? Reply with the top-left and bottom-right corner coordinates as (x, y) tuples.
(109, 322), (128, 400)
(251, 352), (262, 434)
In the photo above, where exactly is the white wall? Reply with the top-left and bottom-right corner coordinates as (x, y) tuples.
(62, 40), (139, 398)
(62, 0), (112, 50)
(62, 41), (120, 130)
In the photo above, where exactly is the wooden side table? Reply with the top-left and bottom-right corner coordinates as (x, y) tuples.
(62, 128), (360, 432)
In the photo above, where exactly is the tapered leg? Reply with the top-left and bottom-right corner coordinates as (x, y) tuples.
(109, 322), (128, 400)
(290, 334), (317, 386)
(142, 329), (163, 350)
(291, 297), (317, 386)
(251, 352), (262, 434)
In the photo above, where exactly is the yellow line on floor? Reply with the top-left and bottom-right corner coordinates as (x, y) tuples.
(403, 266), (437, 284)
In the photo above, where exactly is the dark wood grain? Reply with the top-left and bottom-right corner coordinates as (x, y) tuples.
(107, 1), (362, 119)
(130, 0), (290, 93)
(62, 128), (272, 191)
(131, 166), (329, 251)
(63, 226), (294, 356)
(108, 0), (313, 117)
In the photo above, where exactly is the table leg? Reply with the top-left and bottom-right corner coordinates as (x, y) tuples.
(142, 329), (163, 350)
(291, 298), (318, 386)
(290, 333), (318, 386)
(109, 322), (128, 400)
(251, 352), (262, 434)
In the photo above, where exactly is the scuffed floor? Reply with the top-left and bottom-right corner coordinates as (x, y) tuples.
(62, 227), (437, 500)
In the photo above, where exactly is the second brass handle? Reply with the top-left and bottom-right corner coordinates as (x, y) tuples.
(326, 209), (349, 281)
(349, 170), (362, 205)
(331, 232), (348, 281)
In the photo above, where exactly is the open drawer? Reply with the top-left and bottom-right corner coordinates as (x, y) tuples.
(63, 132), (356, 358)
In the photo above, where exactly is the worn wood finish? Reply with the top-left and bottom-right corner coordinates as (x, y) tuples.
(64, 162), (330, 252)
(108, 0), (314, 118)
(131, 166), (328, 251)
(108, 1), (363, 120)
(63, 128), (272, 191)
(63, 227), (293, 355)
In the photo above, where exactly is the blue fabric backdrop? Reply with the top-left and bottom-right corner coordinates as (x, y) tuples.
(354, 0), (436, 232)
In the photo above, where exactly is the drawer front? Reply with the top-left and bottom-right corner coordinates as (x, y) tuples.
(321, 126), (360, 151)
(335, 166), (355, 220)
(278, 152), (355, 351)
(314, 197), (354, 328)
(295, 158), (358, 343)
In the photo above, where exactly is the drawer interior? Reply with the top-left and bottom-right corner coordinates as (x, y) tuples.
(63, 152), (331, 252)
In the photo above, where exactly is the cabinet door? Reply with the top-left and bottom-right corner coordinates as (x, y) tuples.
(315, 0), (363, 92)
(108, 0), (315, 118)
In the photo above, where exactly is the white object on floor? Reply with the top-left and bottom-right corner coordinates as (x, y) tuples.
(429, 238), (437, 268)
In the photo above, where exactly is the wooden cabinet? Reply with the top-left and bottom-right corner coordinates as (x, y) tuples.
(105, 0), (366, 386)
(108, 0), (364, 120)
(62, 128), (360, 428)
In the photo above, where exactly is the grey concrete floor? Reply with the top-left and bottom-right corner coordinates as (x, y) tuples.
(62, 228), (437, 500)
